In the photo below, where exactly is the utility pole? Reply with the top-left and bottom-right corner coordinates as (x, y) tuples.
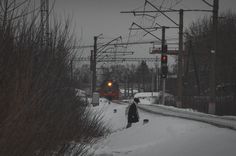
(189, 39), (201, 95)
(92, 36), (98, 93)
(209, 0), (218, 114)
(177, 9), (184, 108)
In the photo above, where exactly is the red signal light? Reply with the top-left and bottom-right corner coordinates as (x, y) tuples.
(162, 55), (167, 61)
(161, 55), (167, 63)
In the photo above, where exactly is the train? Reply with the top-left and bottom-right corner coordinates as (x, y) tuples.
(99, 80), (120, 100)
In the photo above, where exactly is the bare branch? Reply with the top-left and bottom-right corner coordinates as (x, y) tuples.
(8, 0), (29, 12)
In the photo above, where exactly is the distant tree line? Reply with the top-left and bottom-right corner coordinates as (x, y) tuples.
(76, 61), (161, 93)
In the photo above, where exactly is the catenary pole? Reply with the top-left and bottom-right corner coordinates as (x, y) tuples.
(177, 9), (184, 108)
(209, 0), (218, 114)
(92, 36), (97, 93)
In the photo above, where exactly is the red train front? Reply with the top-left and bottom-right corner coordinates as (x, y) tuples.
(99, 80), (120, 100)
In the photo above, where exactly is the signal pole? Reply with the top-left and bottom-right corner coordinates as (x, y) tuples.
(209, 0), (219, 114)
(161, 26), (166, 105)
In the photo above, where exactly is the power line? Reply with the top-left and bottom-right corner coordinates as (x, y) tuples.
(202, 0), (214, 7)
(131, 22), (162, 41)
(130, 26), (179, 30)
(74, 40), (160, 49)
(74, 57), (159, 62)
(145, 0), (179, 26)
(121, 9), (212, 14)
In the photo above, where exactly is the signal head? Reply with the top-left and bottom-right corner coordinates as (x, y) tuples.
(162, 44), (168, 53)
(161, 55), (168, 64)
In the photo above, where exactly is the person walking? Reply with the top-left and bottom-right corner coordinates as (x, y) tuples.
(126, 98), (140, 128)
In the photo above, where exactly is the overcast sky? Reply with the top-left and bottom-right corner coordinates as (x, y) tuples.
(53, 0), (236, 62)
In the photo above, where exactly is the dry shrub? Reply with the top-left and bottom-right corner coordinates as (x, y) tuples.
(0, 1), (110, 155)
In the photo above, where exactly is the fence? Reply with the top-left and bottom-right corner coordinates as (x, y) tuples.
(181, 96), (236, 116)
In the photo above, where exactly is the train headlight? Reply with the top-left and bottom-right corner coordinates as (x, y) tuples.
(107, 82), (112, 87)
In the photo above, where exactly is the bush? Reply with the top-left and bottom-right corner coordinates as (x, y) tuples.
(0, 1), (110, 155)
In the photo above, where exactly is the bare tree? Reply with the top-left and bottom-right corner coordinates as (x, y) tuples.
(0, 1), (110, 155)
(184, 11), (236, 96)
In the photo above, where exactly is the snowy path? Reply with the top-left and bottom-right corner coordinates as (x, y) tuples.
(91, 100), (236, 156)
(138, 104), (236, 130)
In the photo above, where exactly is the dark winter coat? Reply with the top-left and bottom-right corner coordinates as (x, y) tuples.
(127, 102), (139, 123)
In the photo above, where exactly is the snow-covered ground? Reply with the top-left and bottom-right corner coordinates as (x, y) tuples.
(90, 98), (236, 156)
(138, 104), (236, 130)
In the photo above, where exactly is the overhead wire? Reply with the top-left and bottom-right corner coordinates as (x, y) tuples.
(124, 0), (185, 55)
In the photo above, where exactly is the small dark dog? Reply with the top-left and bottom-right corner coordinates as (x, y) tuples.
(143, 119), (149, 125)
